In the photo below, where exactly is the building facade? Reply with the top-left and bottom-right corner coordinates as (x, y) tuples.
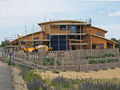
(9, 20), (116, 51)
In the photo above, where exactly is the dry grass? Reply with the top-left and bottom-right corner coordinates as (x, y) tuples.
(36, 67), (120, 80)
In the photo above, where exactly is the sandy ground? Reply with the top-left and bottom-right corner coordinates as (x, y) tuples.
(38, 68), (120, 79)
(12, 67), (28, 90)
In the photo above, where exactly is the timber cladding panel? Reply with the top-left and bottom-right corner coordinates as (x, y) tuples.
(50, 25), (71, 34)
(92, 28), (105, 37)
(23, 33), (43, 40)
(92, 36), (107, 49)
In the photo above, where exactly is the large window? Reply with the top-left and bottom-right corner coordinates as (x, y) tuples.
(100, 44), (103, 49)
(92, 44), (96, 49)
(60, 25), (69, 30)
(98, 32), (102, 35)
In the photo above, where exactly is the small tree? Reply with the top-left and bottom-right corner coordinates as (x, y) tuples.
(0, 40), (9, 47)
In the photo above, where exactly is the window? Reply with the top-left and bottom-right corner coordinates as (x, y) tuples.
(100, 44), (103, 49)
(72, 45), (76, 50)
(98, 32), (102, 35)
(34, 37), (39, 45)
(60, 25), (69, 30)
(21, 41), (25, 45)
(71, 26), (75, 33)
(92, 44), (96, 49)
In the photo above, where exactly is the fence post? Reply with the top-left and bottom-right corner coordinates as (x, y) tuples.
(97, 58), (99, 71)
(54, 58), (56, 70)
(9, 52), (12, 66)
(105, 59), (107, 70)
(111, 58), (115, 69)
(85, 59), (89, 73)
(62, 59), (64, 71)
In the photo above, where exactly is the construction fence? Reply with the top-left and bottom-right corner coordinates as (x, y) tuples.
(9, 48), (120, 72)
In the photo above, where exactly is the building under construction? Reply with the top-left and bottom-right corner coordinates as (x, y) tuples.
(9, 18), (116, 51)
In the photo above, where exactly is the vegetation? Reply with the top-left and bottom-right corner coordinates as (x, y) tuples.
(0, 40), (9, 47)
(89, 58), (118, 64)
(18, 64), (120, 90)
(7, 56), (10, 66)
(42, 57), (60, 66)
(88, 52), (115, 59)
(111, 38), (120, 51)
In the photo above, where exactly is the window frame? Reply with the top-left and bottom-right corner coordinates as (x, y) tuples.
(92, 44), (96, 49)
(34, 37), (39, 45)
(100, 44), (104, 49)
(98, 32), (102, 35)
(21, 41), (25, 45)
(60, 25), (69, 30)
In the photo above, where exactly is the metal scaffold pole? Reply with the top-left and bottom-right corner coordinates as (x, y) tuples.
(25, 25), (27, 48)
(58, 19), (60, 51)
(49, 25), (51, 48)
(41, 24), (42, 45)
(66, 19), (68, 51)
(80, 18), (82, 50)
(33, 25), (34, 40)
(89, 18), (92, 54)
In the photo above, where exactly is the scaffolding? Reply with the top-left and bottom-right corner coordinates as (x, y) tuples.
(16, 18), (92, 51)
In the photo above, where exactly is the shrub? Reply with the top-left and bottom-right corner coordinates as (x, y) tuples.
(107, 58), (112, 63)
(49, 57), (54, 66)
(56, 60), (60, 65)
(88, 55), (97, 59)
(106, 53), (110, 57)
(33, 61), (38, 64)
(111, 53), (115, 57)
(89, 59), (94, 64)
(43, 57), (50, 62)
(42, 59), (47, 66)
(7, 56), (10, 66)
(115, 58), (118, 62)
(93, 59), (98, 64)
(52, 70), (60, 74)
(99, 54), (105, 58)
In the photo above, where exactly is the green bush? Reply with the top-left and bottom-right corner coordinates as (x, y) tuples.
(42, 59), (47, 66)
(111, 53), (115, 57)
(115, 58), (118, 62)
(43, 57), (50, 62)
(7, 56), (10, 66)
(99, 54), (105, 58)
(89, 59), (94, 64)
(107, 58), (112, 63)
(49, 57), (54, 66)
(88, 55), (97, 59)
(56, 60), (60, 65)
(52, 70), (59, 74)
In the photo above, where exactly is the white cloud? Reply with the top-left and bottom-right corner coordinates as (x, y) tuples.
(98, 24), (120, 39)
(108, 11), (120, 17)
(0, 0), (78, 28)
(98, 11), (105, 13)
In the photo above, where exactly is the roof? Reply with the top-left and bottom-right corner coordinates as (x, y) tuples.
(92, 26), (108, 33)
(9, 31), (43, 44)
(91, 34), (116, 44)
(38, 20), (86, 25)
(52, 23), (91, 25)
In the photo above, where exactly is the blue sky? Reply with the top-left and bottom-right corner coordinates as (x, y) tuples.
(0, 0), (120, 44)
